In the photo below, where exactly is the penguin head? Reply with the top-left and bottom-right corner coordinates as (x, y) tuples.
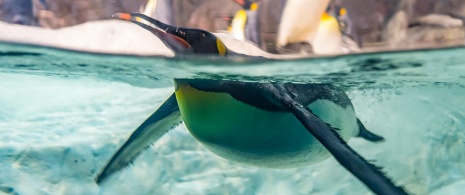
(320, 11), (341, 33)
(233, 0), (259, 10)
(113, 13), (228, 56)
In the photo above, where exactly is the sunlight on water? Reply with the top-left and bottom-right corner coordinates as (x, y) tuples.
(1, 42), (465, 194)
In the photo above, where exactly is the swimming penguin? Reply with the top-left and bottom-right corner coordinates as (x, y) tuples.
(96, 79), (407, 195)
(113, 13), (228, 56)
(99, 13), (408, 195)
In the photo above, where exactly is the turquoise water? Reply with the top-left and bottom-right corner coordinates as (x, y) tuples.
(1, 42), (465, 194)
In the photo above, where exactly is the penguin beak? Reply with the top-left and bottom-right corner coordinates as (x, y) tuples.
(113, 13), (191, 52)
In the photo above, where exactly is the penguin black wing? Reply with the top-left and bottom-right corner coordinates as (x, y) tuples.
(185, 79), (406, 194)
(96, 93), (182, 184)
(268, 84), (407, 195)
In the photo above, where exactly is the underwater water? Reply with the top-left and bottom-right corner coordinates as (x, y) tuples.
(0, 42), (465, 195)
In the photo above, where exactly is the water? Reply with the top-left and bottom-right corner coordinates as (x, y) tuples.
(1, 41), (465, 194)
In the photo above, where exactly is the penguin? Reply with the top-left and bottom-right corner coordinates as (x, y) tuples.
(229, 0), (260, 45)
(311, 11), (344, 54)
(276, 0), (330, 48)
(255, 0), (287, 53)
(186, 0), (242, 33)
(113, 13), (228, 56)
(255, 0), (342, 54)
(100, 13), (408, 195)
(141, 0), (157, 17)
(148, 0), (173, 25)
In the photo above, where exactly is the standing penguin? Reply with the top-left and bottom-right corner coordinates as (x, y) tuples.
(256, 0), (343, 54)
(229, 1), (260, 45)
(97, 13), (408, 195)
(311, 10), (344, 54)
(277, 0), (330, 48)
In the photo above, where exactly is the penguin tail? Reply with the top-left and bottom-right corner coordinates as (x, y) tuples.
(356, 118), (384, 142)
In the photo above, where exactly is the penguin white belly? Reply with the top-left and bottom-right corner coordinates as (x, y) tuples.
(230, 10), (247, 41)
(277, 0), (330, 47)
(312, 18), (343, 54)
(175, 82), (359, 168)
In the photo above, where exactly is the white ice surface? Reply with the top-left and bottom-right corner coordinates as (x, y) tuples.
(1, 72), (464, 195)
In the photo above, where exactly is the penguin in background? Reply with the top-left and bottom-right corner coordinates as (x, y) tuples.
(277, 0), (330, 50)
(237, 0), (313, 54)
(97, 13), (408, 195)
(255, 0), (345, 54)
(310, 8), (344, 54)
(256, 0), (288, 53)
(229, 0), (261, 46)
(143, 0), (174, 25)
(312, 5), (362, 54)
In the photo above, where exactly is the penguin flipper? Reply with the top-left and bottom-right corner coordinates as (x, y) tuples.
(96, 93), (181, 184)
(271, 85), (407, 195)
(356, 118), (384, 142)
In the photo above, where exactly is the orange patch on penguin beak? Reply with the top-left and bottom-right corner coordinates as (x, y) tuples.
(113, 13), (132, 21)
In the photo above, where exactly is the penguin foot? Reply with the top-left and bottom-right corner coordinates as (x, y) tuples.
(356, 118), (384, 142)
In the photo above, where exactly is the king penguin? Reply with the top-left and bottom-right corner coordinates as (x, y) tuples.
(229, 0), (260, 45)
(311, 10), (344, 54)
(97, 13), (408, 195)
(114, 13), (228, 56)
(277, 0), (330, 48)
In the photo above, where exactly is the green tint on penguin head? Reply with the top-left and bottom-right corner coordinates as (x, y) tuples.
(113, 13), (228, 56)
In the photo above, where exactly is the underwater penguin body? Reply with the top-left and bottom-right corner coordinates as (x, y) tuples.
(98, 13), (407, 195)
(97, 79), (405, 195)
(175, 80), (367, 167)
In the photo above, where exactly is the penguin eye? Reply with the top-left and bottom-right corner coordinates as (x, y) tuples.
(216, 38), (227, 56)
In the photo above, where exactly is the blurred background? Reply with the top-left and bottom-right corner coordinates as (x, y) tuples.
(1, 0), (465, 54)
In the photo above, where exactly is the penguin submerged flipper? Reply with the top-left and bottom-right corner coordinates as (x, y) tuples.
(269, 84), (407, 195)
(96, 93), (181, 184)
